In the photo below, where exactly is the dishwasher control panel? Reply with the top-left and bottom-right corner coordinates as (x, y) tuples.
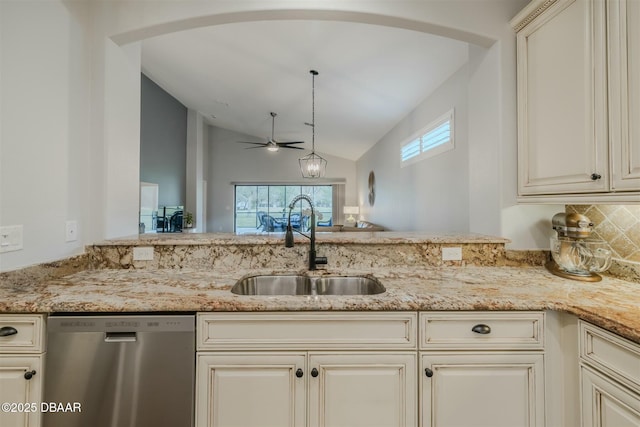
(47, 314), (195, 333)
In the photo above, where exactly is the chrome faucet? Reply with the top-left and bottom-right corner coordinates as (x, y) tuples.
(285, 194), (327, 270)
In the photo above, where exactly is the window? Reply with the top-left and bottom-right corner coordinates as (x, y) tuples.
(234, 185), (333, 234)
(400, 109), (454, 166)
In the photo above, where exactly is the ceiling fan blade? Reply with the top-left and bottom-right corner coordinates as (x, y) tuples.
(237, 141), (268, 146)
(237, 114), (302, 152)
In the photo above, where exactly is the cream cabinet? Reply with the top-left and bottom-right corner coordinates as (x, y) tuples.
(609, 0), (640, 191)
(512, 0), (640, 201)
(196, 352), (306, 427)
(196, 311), (549, 427)
(195, 312), (417, 427)
(579, 321), (640, 427)
(419, 312), (546, 427)
(0, 315), (46, 427)
(308, 352), (416, 427)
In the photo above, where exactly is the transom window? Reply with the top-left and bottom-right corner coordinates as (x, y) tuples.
(400, 109), (454, 166)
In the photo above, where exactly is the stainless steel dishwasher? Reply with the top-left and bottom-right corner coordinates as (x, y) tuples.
(44, 314), (195, 427)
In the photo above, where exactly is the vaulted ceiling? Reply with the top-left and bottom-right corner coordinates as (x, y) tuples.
(141, 20), (469, 161)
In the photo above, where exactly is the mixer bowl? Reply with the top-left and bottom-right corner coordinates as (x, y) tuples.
(550, 237), (612, 275)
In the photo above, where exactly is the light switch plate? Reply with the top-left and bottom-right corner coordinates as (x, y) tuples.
(133, 246), (154, 261)
(0, 225), (24, 253)
(442, 247), (462, 261)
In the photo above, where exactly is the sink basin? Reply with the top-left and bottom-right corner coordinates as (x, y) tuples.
(231, 275), (312, 296)
(231, 275), (385, 296)
(314, 276), (386, 295)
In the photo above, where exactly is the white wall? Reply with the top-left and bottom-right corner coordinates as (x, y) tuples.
(87, 1), (142, 244)
(351, 2), (561, 249)
(356, 63), (470, 231)
(467, 44), (502, 237)
(102, 41), (141, 239)
(208, 125), (356, 232)
(186, 109), (207, 232)
(0, 0), (143, 271)
(0, 1), (92, 271)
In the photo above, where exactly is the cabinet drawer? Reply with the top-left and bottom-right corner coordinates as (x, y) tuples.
(197, 312), (417, 350)
(0, 315), (45, 353)
(419, 312), (544, 350)
(580, 321), (640, 392)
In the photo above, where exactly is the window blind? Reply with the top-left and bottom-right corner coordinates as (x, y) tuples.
(400, 109), (454, 166)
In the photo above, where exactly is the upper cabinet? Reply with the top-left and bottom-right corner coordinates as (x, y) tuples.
(512, 0), (640, 202)
(609, 0), (640, 191)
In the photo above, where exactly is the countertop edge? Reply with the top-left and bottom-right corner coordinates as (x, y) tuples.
(91, 232), (511, 246)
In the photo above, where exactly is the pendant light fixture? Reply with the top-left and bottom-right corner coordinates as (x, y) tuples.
(299, 70), (327, 179)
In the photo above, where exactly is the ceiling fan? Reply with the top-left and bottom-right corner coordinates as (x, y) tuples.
(237, 112), (305, 152)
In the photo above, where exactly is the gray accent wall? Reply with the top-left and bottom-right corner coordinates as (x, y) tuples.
(140, 73), (187, 207)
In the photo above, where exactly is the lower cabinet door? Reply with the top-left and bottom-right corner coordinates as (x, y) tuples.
(421, 353), (544, 427)
(308, 352), (417, 427)
(581, 365), (640, 427)
(195, 352), (306, 427)
(0, 355), (43, 427)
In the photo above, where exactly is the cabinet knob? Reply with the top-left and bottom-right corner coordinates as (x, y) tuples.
(425, 368), (433, 378)
(0, 326), (18, 337)
(295, 368), (303, 378)
(24, 370), (36, 380)
(471, 324), (491, 334)
(311, 368), (319, 378)
(591, 173), (602, 181)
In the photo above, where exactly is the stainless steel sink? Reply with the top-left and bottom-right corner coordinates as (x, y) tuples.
(314, 276), (386, 295)
(231, 275), (312, 296)
(231, 275), (385, 296)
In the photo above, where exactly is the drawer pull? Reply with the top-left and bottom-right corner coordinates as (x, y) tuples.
(296, 369), (303, 378)
(472, 324), (491, 334)
(0, 326), (18, 337)
(425, 368), (433, 378)
(311, 368), (319, 378)
(24, 370), (36, 380)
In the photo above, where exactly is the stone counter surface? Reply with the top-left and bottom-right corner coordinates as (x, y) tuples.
(93, 231), (511, 246)
(1, 266), (638, 344)
(87, 232), (518, 270)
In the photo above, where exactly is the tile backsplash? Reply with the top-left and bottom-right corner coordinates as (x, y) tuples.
(567, 205), (640, 263)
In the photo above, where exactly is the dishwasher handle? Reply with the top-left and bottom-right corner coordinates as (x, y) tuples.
(104, 332), (137, 342)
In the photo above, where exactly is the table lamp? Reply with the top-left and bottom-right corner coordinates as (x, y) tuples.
(343, 206), (359, 223)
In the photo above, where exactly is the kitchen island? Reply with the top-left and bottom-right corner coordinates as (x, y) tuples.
(0, 266), (638, 343)
(0, 231), (638, 344)
(1, 232), (639, 427)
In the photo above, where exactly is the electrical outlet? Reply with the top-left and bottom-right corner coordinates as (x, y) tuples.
(65, 220), (78, 242)
(133, 247), (154, 261)
(0, 225), (23, 253)
(442, 247), (462, 261)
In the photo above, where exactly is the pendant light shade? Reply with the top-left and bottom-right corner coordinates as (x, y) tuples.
(299, 151), (328, 178)
(299, 70), (327, 179)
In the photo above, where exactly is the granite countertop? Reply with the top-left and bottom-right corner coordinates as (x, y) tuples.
(1, 265), (638, 344)
(92, 231), (511, 246)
